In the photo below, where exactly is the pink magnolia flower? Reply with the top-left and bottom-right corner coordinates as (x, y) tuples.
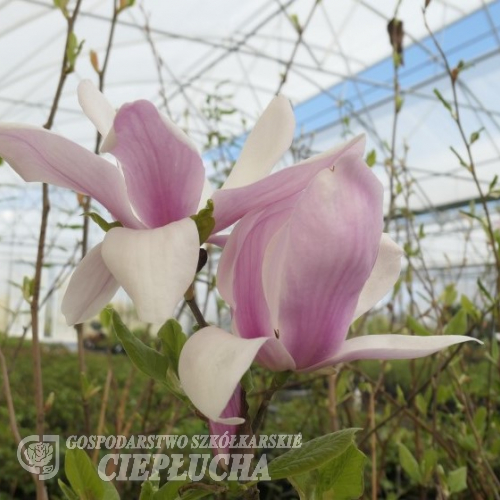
(179, 145), (480, 425)
(0, 81), (295, 325)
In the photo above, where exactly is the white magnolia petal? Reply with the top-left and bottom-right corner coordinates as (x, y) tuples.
(101, 218), (199, 324)
(324, 334), (482, 366)
(353, 234), (403, 320)
(221, 95), (295, 190)
(77, 80), (115, 138)
(179, 327), (268, 423)
(62, 243), (119, 326)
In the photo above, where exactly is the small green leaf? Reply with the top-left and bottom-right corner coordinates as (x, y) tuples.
(319, 444), (366, 499)
(65, 448), (119, 500)
(289, 444), (366, 500)
(158, 319), (186, 376)
(398, 443), (422, 484)
(53, 0), (69, 17)
(469, 127), (484, 145)
(444, 309), (467, 335)
(448, 466), (467, 494)
(110, 308), (169, 383)
(66, 32), (84, 73)
(289, 14), (302, 33)
(140, 481), (156, 500)
(421, 449), (438, 484)
(450, 146), (469, 169)
(460, 295), (479, 322)
(406, 316), (431, 336)
(84, 212), (123, 232)
(415, 394), (428, 415)
(268, 428), (359, 480)
(152, 478), (189, 499)
(58, 480), (78, 500)
(477, 278), (493, 303)
(190, 199), (215, 244)
(395, 95), (404, 113)
(433, 88), (453, 114)
(366, 149), (377, 167)
(22, 276), (34, 303)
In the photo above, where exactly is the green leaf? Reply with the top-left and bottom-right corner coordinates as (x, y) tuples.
(444, 309), (467, 335)
(460, 295), (479, 322)
(58, 480), (78, 500)
(439, 284), (457, 306)
(190, 199), (215, 244)
(366, 149), (377, 167)
(406, 316), (431, 336)
(289, 444), (366, 500)
(110, 308), (169, 383)
(450, 146), (469, 169)
(53, 0), (69, 17)
(267, 428), (359, 480)
(477, 278), (494, 304)
(469, 128), (484, 145)
(448, 466), (467, 494)
(66, 32), (84, 72)
(140, 481), (156, 500)
(319, 444), (366, 499)
(473, 407), (487, 435)
(421, 449), (438, 484)
(158, 319), (186, 376)
(289, 13), (302, 33)
(398, 443), (422, 484)
(84, 212), (123, 232)
(22, 276), (34, 303)
(415, 393), (428, 415)
(152, 479), (189, 499)
(395, 95), (404, 113)
(65, 448), (119, 500)
(433, 88), (453, 114)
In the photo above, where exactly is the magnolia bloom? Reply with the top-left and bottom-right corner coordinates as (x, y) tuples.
(179, 145), (481, 425)
(0, 81), (295, 325)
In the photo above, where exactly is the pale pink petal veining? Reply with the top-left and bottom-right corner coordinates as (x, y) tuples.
(212, 134), (365, 232)
(0, 125), (143, 228)
(109, 100), (205, 228)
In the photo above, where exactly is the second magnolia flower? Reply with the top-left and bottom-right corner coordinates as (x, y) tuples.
(179, 143), (480, 425)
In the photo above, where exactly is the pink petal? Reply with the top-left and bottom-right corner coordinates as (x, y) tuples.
(273, 156), (384, 370)
(101, 218), (199, 324)
(179, 327), (269, 424)
(208, 386), (243, 455)
(307, 334), (482, 369)
(221, 95), (295, 190)
(108, 101), (205, 228)
(354, 234), (403, 320)
(212, 134), (365, 232)
(231, 196), (297, 342)
(77, 80), (115, 138)
(61, 243), (119, 325)
(0, 125), (143, 228)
